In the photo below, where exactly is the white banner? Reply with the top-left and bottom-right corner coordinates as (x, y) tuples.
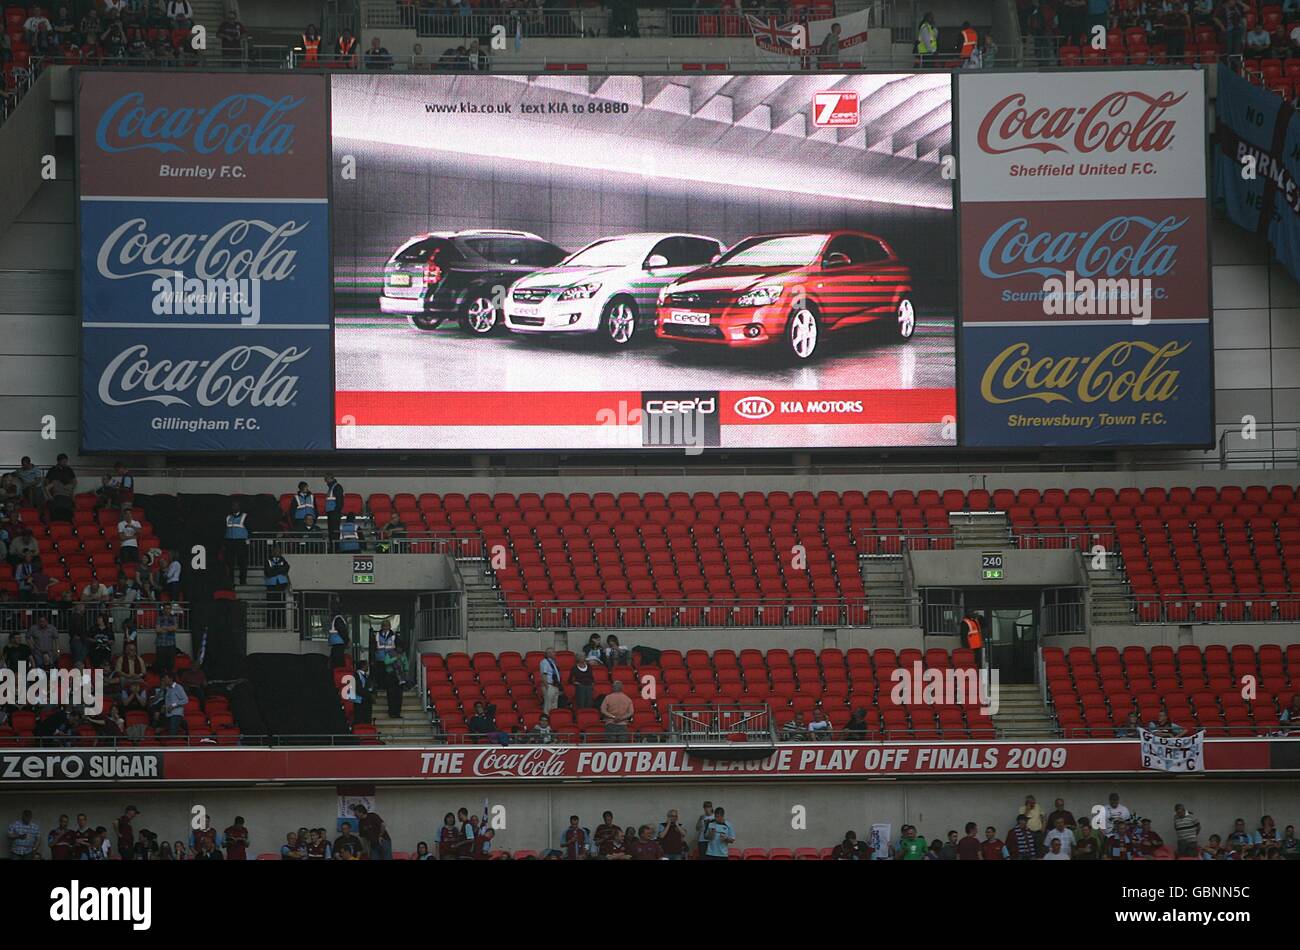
(1139, 729), (1205, 772)
(744, 11), (870, 62)
(957, 70), (1207, 202)
(868, 822), (892, 858)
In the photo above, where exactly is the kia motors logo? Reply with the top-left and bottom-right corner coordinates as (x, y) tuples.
(734, 396), (775, 419)
(813, 91), (859, 128)
(976, 90), (1185, 156)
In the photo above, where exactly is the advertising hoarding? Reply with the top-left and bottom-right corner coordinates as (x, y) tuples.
(77, 71), (333, 452)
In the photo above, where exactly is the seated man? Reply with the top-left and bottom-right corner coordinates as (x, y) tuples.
(782, 712), (809, 741)
(1145, 708), (1187, 737)
(1246, 22), (1273, 53)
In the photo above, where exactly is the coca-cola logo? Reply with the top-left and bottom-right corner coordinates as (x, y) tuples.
(977, 90), (1185, 156)
(97, 344), (307, 408)
(96, 217), (305, 281)
(472, 747), (568, 778)
(94, 92), (301, 156)
(979, 215), (1185, 280)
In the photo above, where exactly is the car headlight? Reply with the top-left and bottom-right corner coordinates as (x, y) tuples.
(557, 282), (602, 301)
(736, 284), (783, 307)
(658, 287), (673, 306)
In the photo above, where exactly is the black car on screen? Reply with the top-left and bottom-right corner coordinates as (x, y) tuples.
(379, 229), (568, 335)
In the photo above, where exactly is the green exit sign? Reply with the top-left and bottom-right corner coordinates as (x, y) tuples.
(981, 551), (1004, 580)
(353, 573), (374, 585)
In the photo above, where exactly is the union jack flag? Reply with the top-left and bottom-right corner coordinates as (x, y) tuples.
(745, 13), (803, 53)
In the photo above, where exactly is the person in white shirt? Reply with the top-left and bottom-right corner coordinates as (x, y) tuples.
(1043, 816), (1075, 858)
(117, 514), (142, 564)
(81, 580), (110, 602)
(538, 648), (562, 714)
(1042, 837), (1070, 860)
(166, 0), (193, 23)
(164, 554), (182, 600)
(1105, 792), (1132, 835)
(807, 704), (832, 736)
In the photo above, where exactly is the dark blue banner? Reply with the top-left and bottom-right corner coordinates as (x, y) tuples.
(1214, 63), (1300, 283)
(80, 326), (331, 452)
(961, 322), (1213, 447)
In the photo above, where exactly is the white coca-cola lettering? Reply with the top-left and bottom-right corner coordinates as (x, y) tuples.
(95, 217), (306, 281)
(97, 344), (306, 408)
(471, 747), (568, 778)
(977, 90), (1185, 156)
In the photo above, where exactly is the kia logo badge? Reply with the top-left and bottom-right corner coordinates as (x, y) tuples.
(734, 396), (774, 420)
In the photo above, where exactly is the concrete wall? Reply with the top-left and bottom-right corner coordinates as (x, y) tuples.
(911, 549), (1082, 587)
(278, 552), (458, 591)
(3, 776), (1294, 855)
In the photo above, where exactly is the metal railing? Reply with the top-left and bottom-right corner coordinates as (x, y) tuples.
(1059, 724), (1297, 739)
(497, 597), (917, 628)
(0, 601), (188, 635)
(1132, 592), (1300, 624)
(249, 532), (482, 564)
(669, 702), (775, 743)
(1219, 424), (1300, 470)
(856, 528), (957, 553)
(414, 601), (462, 641)
(1041, 587), (1086, 635)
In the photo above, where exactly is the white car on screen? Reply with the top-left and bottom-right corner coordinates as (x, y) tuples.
(503, 232), (723, 346)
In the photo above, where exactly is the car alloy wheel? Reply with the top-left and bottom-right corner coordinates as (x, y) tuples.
(464, 296), (498, 334)
(897, 297), (916, 339)
(409, 313), (443, 332)
(604, 299), (637, 346)
(788, 307), (819, 359)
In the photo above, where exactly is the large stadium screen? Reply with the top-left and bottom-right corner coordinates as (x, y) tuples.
(330, 73), (959, 451)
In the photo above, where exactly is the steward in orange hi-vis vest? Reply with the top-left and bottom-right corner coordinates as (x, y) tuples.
(960, 23), (978, 58)
(961, 614), (983, 650)
(302, 26), (321, 65)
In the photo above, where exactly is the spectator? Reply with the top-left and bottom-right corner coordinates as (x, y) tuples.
(599, 680), (634, 738)
(352, 660), (372, 725)
(223, 817), (249, 861)
(844, 707), (870, 738)
(333, 822), (362, 859)
(436, 812), (462, 858)
(1227, 817), (1260, 849)
(567, 653), (595, 710)
(411, 41), (428, 69)
(153, 602), (179, 675)
(7, 809), (39, 859)
(896, 824), (927, 860)
(1173, 804), (1201, 857)
(1200, 834), (1228, 859)
(280, 831), (306, 860)
(594, 810), (621, 857)
(337, 513), (362, 553)
(468, 701), (508, 745)
(1280, 825), (1298, 859)
(304, 827), (331, 860)
(2, 631), (30, 672)
(1105, 819), (1135, 860)
(1008, 814), (1038, 860)
(1278, 693), (1300, 734)
(352, 803), (392, 860)
(414, 841), (433, 860)
(163, 550), (182, 601)
(1214, 0), (1245, 55)
(782, 711), (810, 741)
(1246, 14), (1272, 53)
(11, 458), (44, 508)
(1027, 0), (1056, 63)
(602, 634), (629, 668)
(72, 814), (92, 859)
(1046, 798), (1075, 829)
(1074, 816), (1103, 859)
(979, 34), (998, 66)
(112, 641), (148, 709)
(167, 1), (194, 24)
(807, 703), (832, 737)
(939, 830), (960, 859)
(48, 815), (75, 861)
(832, 829), (868, 859)
(1042, 837), (1070, 860)
(158, 673), (187, 736)
(363, 35), (395, 70)
(703, 806), (734, 859)
(1161, 0), (1190, 60)
(1104, 792), (1131, 834)
(818, 21), (842, 66)
(1115, 710), (1142, 737)
(375, 511), (405, 553)
(629, 824), (663, 860)
(915, 11), (938, 65)
(113, 806), (139, 861)
(529, 713), (555, 743)
(1134, 818), (1164, 856)
(656, 809), (689, 860)
(981, 825), (1008, 860)
(102, 462), (134, 510)
(116, 509), (142, 566)
(1021, 794), (1045, 840)
(335, 28), (359, 67)
(1044, 816), (1076, 858)
(956, 822), (981, 860)
(217, 10), (250, 63)
(27, 614), (57, 669)
(561, 815), (588, 860)
(694, 801), (714, 859)
(538, 648), (562, 714)
(1146, 708), (1186, 737)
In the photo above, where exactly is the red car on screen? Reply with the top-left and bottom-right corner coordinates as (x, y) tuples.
(654, 230), (915, 360)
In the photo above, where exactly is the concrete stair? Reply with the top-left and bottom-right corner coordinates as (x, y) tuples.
(461, 558), (511, 631)
(859, 556), (912, 625)
(993, 684), (1060, 739)
(949, 512), (1013, 549)
(370, 688), (437, 741)
(1088, 555), (1136, 624)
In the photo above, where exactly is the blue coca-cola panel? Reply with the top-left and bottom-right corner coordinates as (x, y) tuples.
(961, 322), (1213, 447)
(80, 199), (329, 327)
(80, 325), (332, 452)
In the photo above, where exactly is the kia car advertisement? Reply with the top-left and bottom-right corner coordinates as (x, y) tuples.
(76, 72), (333, 452)
(330, 73), (958, 451)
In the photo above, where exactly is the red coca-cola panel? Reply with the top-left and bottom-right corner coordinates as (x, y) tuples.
(77, 72), (329, 199)
(960, 199), (1210, 324)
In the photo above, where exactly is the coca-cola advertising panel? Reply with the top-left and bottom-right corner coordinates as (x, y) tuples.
(77, 71), (333, 451)
(0, 739), (1279, 784)
(956, 69), (1207, 202)
(77, 72), (329, 200)
(960, 322), (1212, 447)
(960, 199), (1209, 323)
